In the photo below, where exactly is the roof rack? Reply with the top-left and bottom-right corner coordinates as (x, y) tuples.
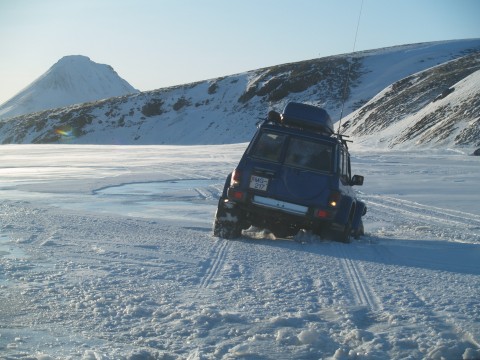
(335, 133), (352, 149)
(262, 108), (335, 135)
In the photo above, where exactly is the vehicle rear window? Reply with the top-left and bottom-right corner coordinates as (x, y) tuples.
(251, 132), (286, 162)
(285, 138), (333, 172)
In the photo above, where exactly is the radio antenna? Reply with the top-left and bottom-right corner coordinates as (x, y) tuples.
(337, 0), (364, 134)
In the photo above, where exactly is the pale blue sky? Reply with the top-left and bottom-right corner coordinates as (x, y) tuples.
(0, 0), (479, 104)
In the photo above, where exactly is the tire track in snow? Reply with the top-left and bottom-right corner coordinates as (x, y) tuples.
(367, 195), (480, 229)
(365, 194), (480, 243)
(199, 239), (230, 289)
(335, 243), (381, 311)
(367, 195), (480, 227)
(193, 184), (222, 201)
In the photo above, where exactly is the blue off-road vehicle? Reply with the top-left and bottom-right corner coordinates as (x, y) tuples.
(213, 102), (366, 243)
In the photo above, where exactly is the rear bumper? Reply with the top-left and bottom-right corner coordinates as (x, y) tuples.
(251, 195), (308, 216)
(226, 188), (335, 230)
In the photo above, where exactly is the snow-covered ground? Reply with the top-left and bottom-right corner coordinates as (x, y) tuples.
(0, 144), (479, 360)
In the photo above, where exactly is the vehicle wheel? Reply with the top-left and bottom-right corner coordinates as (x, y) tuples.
(212, 201), (243, 239)
(311, 225), (324, 239)
(271, 224), (295, 239)
(353, 220), (364, 240)
(333, 218), (352, 243)
(213, 217), (242, 239)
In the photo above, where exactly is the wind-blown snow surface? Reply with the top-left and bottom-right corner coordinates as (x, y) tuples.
(0, 145), (479, 359)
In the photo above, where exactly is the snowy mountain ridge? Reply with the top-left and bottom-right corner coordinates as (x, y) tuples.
(0, 55), (139, 120)
(0, 39), (479, 150)
(342, 51), (480, 150)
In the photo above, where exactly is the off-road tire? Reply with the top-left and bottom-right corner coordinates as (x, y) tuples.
(213, 216), (242, 239)
(333, 218), (352, 243)
(353, 220), (364, 240)
(212, 201), (243, 239)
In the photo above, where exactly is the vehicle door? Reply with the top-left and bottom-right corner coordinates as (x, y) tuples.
(243, 131), (287, 194)
(338, 147), (356, 199)
(278, 136), (334, 206)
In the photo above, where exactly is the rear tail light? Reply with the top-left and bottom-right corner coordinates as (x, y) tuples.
(328, 191), (341, 208)
(231, 169), (242, 187)
(231, 190), (244, 200)
(227, 188), (245, 201)
(315, 209), (330, 218)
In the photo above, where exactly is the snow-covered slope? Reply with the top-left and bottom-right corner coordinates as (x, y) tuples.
(342, 51), (480, 150)
(0, 39), (479, 149)
(0, 55), (139, 120)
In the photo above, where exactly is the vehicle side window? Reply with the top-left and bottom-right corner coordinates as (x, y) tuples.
(339, 149), (351, 182)
(251, 132), (286, 162)
(285, 138), (333, 172)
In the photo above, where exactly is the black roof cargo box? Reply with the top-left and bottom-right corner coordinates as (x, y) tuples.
(282, 102), (334, 135)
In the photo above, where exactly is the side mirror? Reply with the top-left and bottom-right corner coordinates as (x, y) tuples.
(351, 175), (364, 186)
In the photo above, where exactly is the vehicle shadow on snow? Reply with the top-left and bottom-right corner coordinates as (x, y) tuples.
(231, 230), (480, 276)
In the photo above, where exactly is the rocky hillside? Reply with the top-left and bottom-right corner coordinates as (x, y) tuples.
(342, 51), (480, 149)
(0, 40), (479, 149)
